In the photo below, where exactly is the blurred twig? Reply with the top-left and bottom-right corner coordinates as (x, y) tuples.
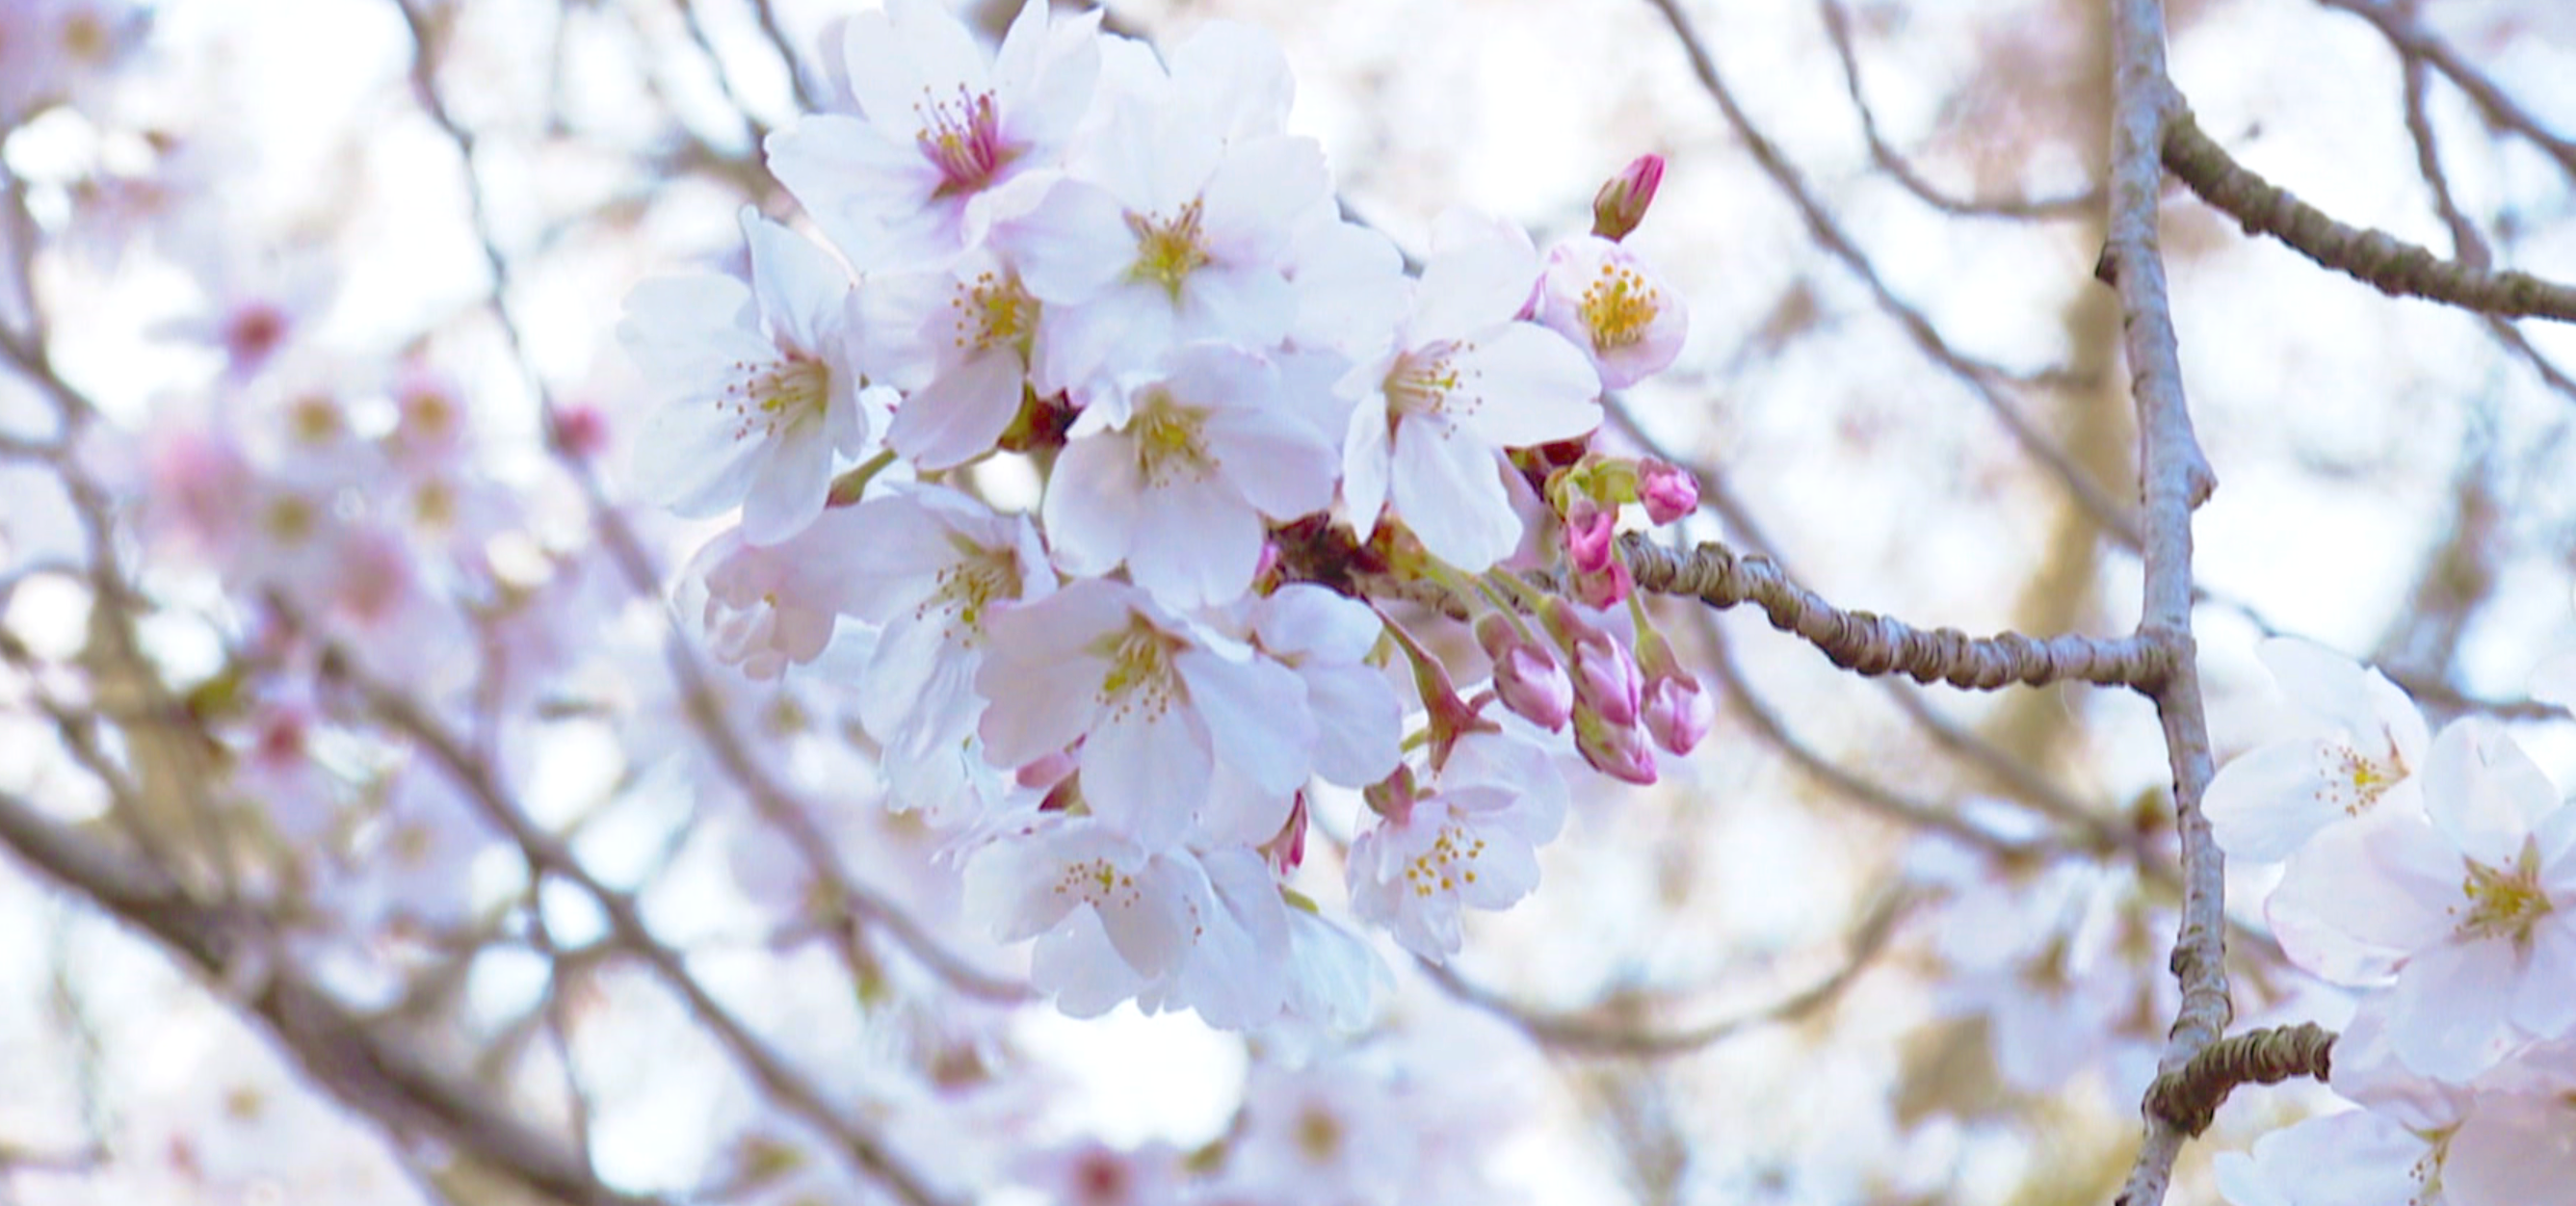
(1817, 0), (2101, 222)
(2313, 0), (2576, 185)
(1642, 0), (2144, 549)
(319, 643), (958, 1206)
(0, 788), (659, 1206)
(1417, 888), (1912, 1058)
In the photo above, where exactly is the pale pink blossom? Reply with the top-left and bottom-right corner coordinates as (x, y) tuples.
(1340, 209), (1601, 571)
(766, 0), (1102, 268)
(2268, 720), (2576, 1081)
(620, 209), (873, 545)
(1346, 729), (1566, 962)
(2206, 637), (2432, 863)
(1536, 235), (1687, 389)
(1043, 344), (1336, 609)
(975, 579), (1314, 849)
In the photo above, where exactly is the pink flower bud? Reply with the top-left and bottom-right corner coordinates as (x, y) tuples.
(1575, 706), (1658, 784)
(1591, 154), (1666, 242)
(1638, 458), (1698, 525)
(1568, 555), (1633, 610)
(1544, 602), (1643, 728)
(1642, 672), (1715, 755)
(1564, 496), (1616, 574)
(1475, 614), (1574, 731)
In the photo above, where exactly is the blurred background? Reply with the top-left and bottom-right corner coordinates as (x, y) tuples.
(2, 0), (2573, 1203)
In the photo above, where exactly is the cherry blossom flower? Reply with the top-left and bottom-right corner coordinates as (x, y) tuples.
(2268, 720), (2576, 1081)
(813, 485), (1053, 822)
(2206, 637), (2432, 863)
(620, 209), (874, 545)
(1222, 1062), (1416, 1202)
(1000, 82), (1331, 395)
(1043, 344), (1337, 609)
(868, 246), (1054, 469)
(1339, 209), (1601, 571)
(975, 579), (1314, 849)
(766, 0), (1103, 268)
(675, 525), (846, 681)
(1241, 585), (1403, 790)
(960, 814), (1205, 1014)
(1536, 234), (1688, 389)
(1346, 728), (1567, 962)
(2215, 1109), (2455, 1206)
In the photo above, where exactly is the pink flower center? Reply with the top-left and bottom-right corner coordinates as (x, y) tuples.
(914, 86), (1012, 198)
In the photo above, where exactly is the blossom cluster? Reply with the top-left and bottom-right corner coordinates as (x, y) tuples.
(2207, 640), (2576, 1206)
(619, 0), (1706, 1029)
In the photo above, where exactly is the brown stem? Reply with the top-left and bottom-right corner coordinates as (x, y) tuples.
(2145, 1023), (2336, 1137)
(2163, 111), (2576, 323)
(1622, 534), (2171, 692)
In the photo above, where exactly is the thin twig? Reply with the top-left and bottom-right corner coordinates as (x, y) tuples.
(1642, 0), (2144, 549)
(1817, 0), (2101, 222)
(323, 649), (958, 1206)
(1418, 889), (1913, 1058)
(2313, 0), (2576, 185)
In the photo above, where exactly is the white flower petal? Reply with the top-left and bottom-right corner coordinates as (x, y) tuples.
(1389, 413), (1518, 571)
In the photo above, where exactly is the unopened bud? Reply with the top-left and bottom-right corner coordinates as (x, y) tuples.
(1564, 496), (1616, 574)
(1574, 706), (1658, 784)
(1642, 672), (1715, 755)
(1478, 614), (1574, 731)
(1568, 554), (1633, 609)
(1545, 601), (1643, 727)
(1591, 154), (1666, 242)
(1637, 458), (1698, 525)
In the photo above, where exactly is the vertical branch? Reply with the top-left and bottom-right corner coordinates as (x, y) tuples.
(2099, 2), (2228, 1204)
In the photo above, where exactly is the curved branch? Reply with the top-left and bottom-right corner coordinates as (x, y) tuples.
(2144, 1023), (2335, 1137)
(2313, 0), (2576, 184)
(1817, 0), (2101, 222)
(2164, 111), (2576, 323)
(1622, 534), (2170, 691)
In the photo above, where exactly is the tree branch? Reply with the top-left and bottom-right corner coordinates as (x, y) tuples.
(2143, 1023), (2335, 1138)
(2099, 2), (2228, 1204)
(0, 790), (658, 1206)
(1623, 534), (2170, 691)
(317, 647), (959, 1206)
(2164, 111), (2576, 322)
